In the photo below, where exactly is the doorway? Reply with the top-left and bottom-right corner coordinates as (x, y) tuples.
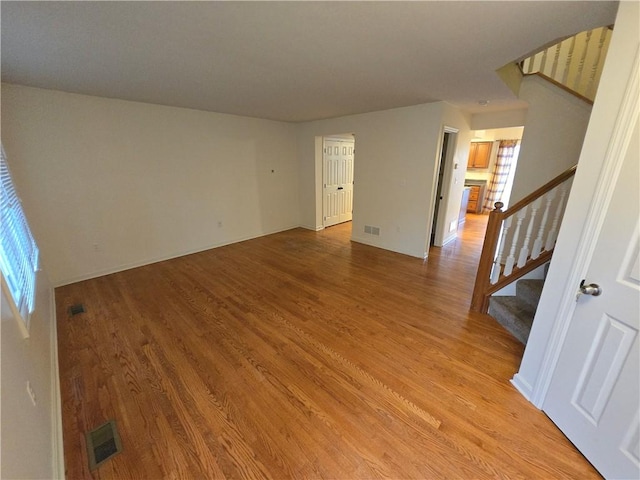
(431, 131), (452, 245)
(431, 128), (458, 247)
(323, 135), (355, 228)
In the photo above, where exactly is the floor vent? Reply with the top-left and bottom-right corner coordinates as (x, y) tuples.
(68, 304), (85, 316)
(86, 419), (122, 470)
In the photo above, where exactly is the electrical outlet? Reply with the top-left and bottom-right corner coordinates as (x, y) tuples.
(93, 243), (100, 252)
(217, 221), (223, 228)
(26, 381), (36, 406)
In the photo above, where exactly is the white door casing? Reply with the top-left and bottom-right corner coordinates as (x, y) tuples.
(323, 138), (354, 227)
(543, 92), (639, 477)
(432, 127), (459, 247)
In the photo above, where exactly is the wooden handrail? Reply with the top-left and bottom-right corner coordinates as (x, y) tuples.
(527, 73), (594, 105)
(484, 249), (554, 297)
(470, 165), (577, 313)
(502, 164), (577, 219)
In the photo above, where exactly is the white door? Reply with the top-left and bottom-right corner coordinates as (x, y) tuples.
(543, 118), (639, 479)
(338, 142), (354, 224)
(323, 138), (354, 227)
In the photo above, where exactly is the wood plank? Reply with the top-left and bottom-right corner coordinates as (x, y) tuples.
(55, 214), (598, 479)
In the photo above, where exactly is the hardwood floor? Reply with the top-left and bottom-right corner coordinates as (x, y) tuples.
(55, 215), (598, 479)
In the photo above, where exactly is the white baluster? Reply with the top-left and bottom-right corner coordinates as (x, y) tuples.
(545, 184), (569, 251)
(586, 27), (609, 100)
(531, 189), (556, 258)
(528, 57), (535, 73)
(503, 207), (527, 277)
(550, 43), (562, 80)
(534, 52), (545, 73)
(517, 198), (542, 267)
(562, 36), (577, 86)
(573, 30), (592, 94)
(539, 47), (549, 76)
(491, 216), (513, 284)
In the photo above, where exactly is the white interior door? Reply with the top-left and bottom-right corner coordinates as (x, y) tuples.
(323, 138), (354, 227)
(543, 118), (639, 479)
(338, 141), (354, 223)
(323, 139), (340, 227)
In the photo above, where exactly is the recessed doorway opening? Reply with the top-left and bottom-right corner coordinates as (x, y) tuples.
(430, 127), (459, 248)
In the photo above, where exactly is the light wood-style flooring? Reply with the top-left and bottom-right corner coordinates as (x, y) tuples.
(55, 215), (598, 479)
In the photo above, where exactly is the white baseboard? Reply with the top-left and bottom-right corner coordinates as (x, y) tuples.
(54, 224), (301, 287)
(511, 373), (536, 406)
(350, 234), (380, 249)
(300, 224), (324, 231)
(441, 232), (457, 246)
(351, 235), (423, 259)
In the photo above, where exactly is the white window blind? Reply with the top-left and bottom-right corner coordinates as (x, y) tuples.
(0, 145), (39, 324)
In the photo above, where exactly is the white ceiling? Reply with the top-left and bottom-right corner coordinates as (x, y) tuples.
(1, 1), (618, 123)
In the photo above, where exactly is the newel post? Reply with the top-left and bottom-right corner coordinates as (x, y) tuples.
(470, 202), (504, 313)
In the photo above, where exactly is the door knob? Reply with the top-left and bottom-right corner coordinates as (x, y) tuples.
(579, 279), (602, 296)
(337, 187), (344, 190)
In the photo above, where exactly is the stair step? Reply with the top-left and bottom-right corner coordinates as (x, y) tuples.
(488, 296), (536, 345)
(516, 279), (544, 310)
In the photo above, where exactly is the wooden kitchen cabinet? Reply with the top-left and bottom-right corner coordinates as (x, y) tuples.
(467, 141), (492, 169)
(466, 185), (482, 213)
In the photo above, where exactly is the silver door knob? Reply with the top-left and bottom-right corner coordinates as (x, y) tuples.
(579, 280), (602, 296)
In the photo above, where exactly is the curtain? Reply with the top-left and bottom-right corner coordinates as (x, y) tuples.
(483, 139), (519, 213)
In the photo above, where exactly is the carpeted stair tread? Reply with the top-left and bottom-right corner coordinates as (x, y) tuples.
(488, 296), (535, 345)
(516, 279), (544, 310)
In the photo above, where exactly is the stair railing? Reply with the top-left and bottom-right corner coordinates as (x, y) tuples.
(470, 165), (577, 313)
(521, 26), (612, 103)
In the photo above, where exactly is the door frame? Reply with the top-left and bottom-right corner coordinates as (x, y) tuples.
(430, 131), (450, 245)
(322, 134), (355, 229)
(431, 126), (459, 247)
(519, 47), (639, 408)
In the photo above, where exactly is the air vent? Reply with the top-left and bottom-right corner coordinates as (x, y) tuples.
(364, 225), (380, 236)
(86, 419), (122, 470)
(68, 304), (85, 316)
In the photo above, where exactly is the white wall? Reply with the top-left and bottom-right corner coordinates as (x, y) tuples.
(1, 270), (63, 479)
(297, 101), (470, 259)
(509, 75), (592, 203)
(1, 84), (300, 286)
(514, 0), (637, 403)
(470, 109), (527, 131)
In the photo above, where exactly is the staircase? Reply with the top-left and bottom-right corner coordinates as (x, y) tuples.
(470, 26), (612, 344)
(496, 25), (612, 104)
(489, 278), (544, 344)
(470, 165), (576, 314)
(520, 25), (612, 103)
